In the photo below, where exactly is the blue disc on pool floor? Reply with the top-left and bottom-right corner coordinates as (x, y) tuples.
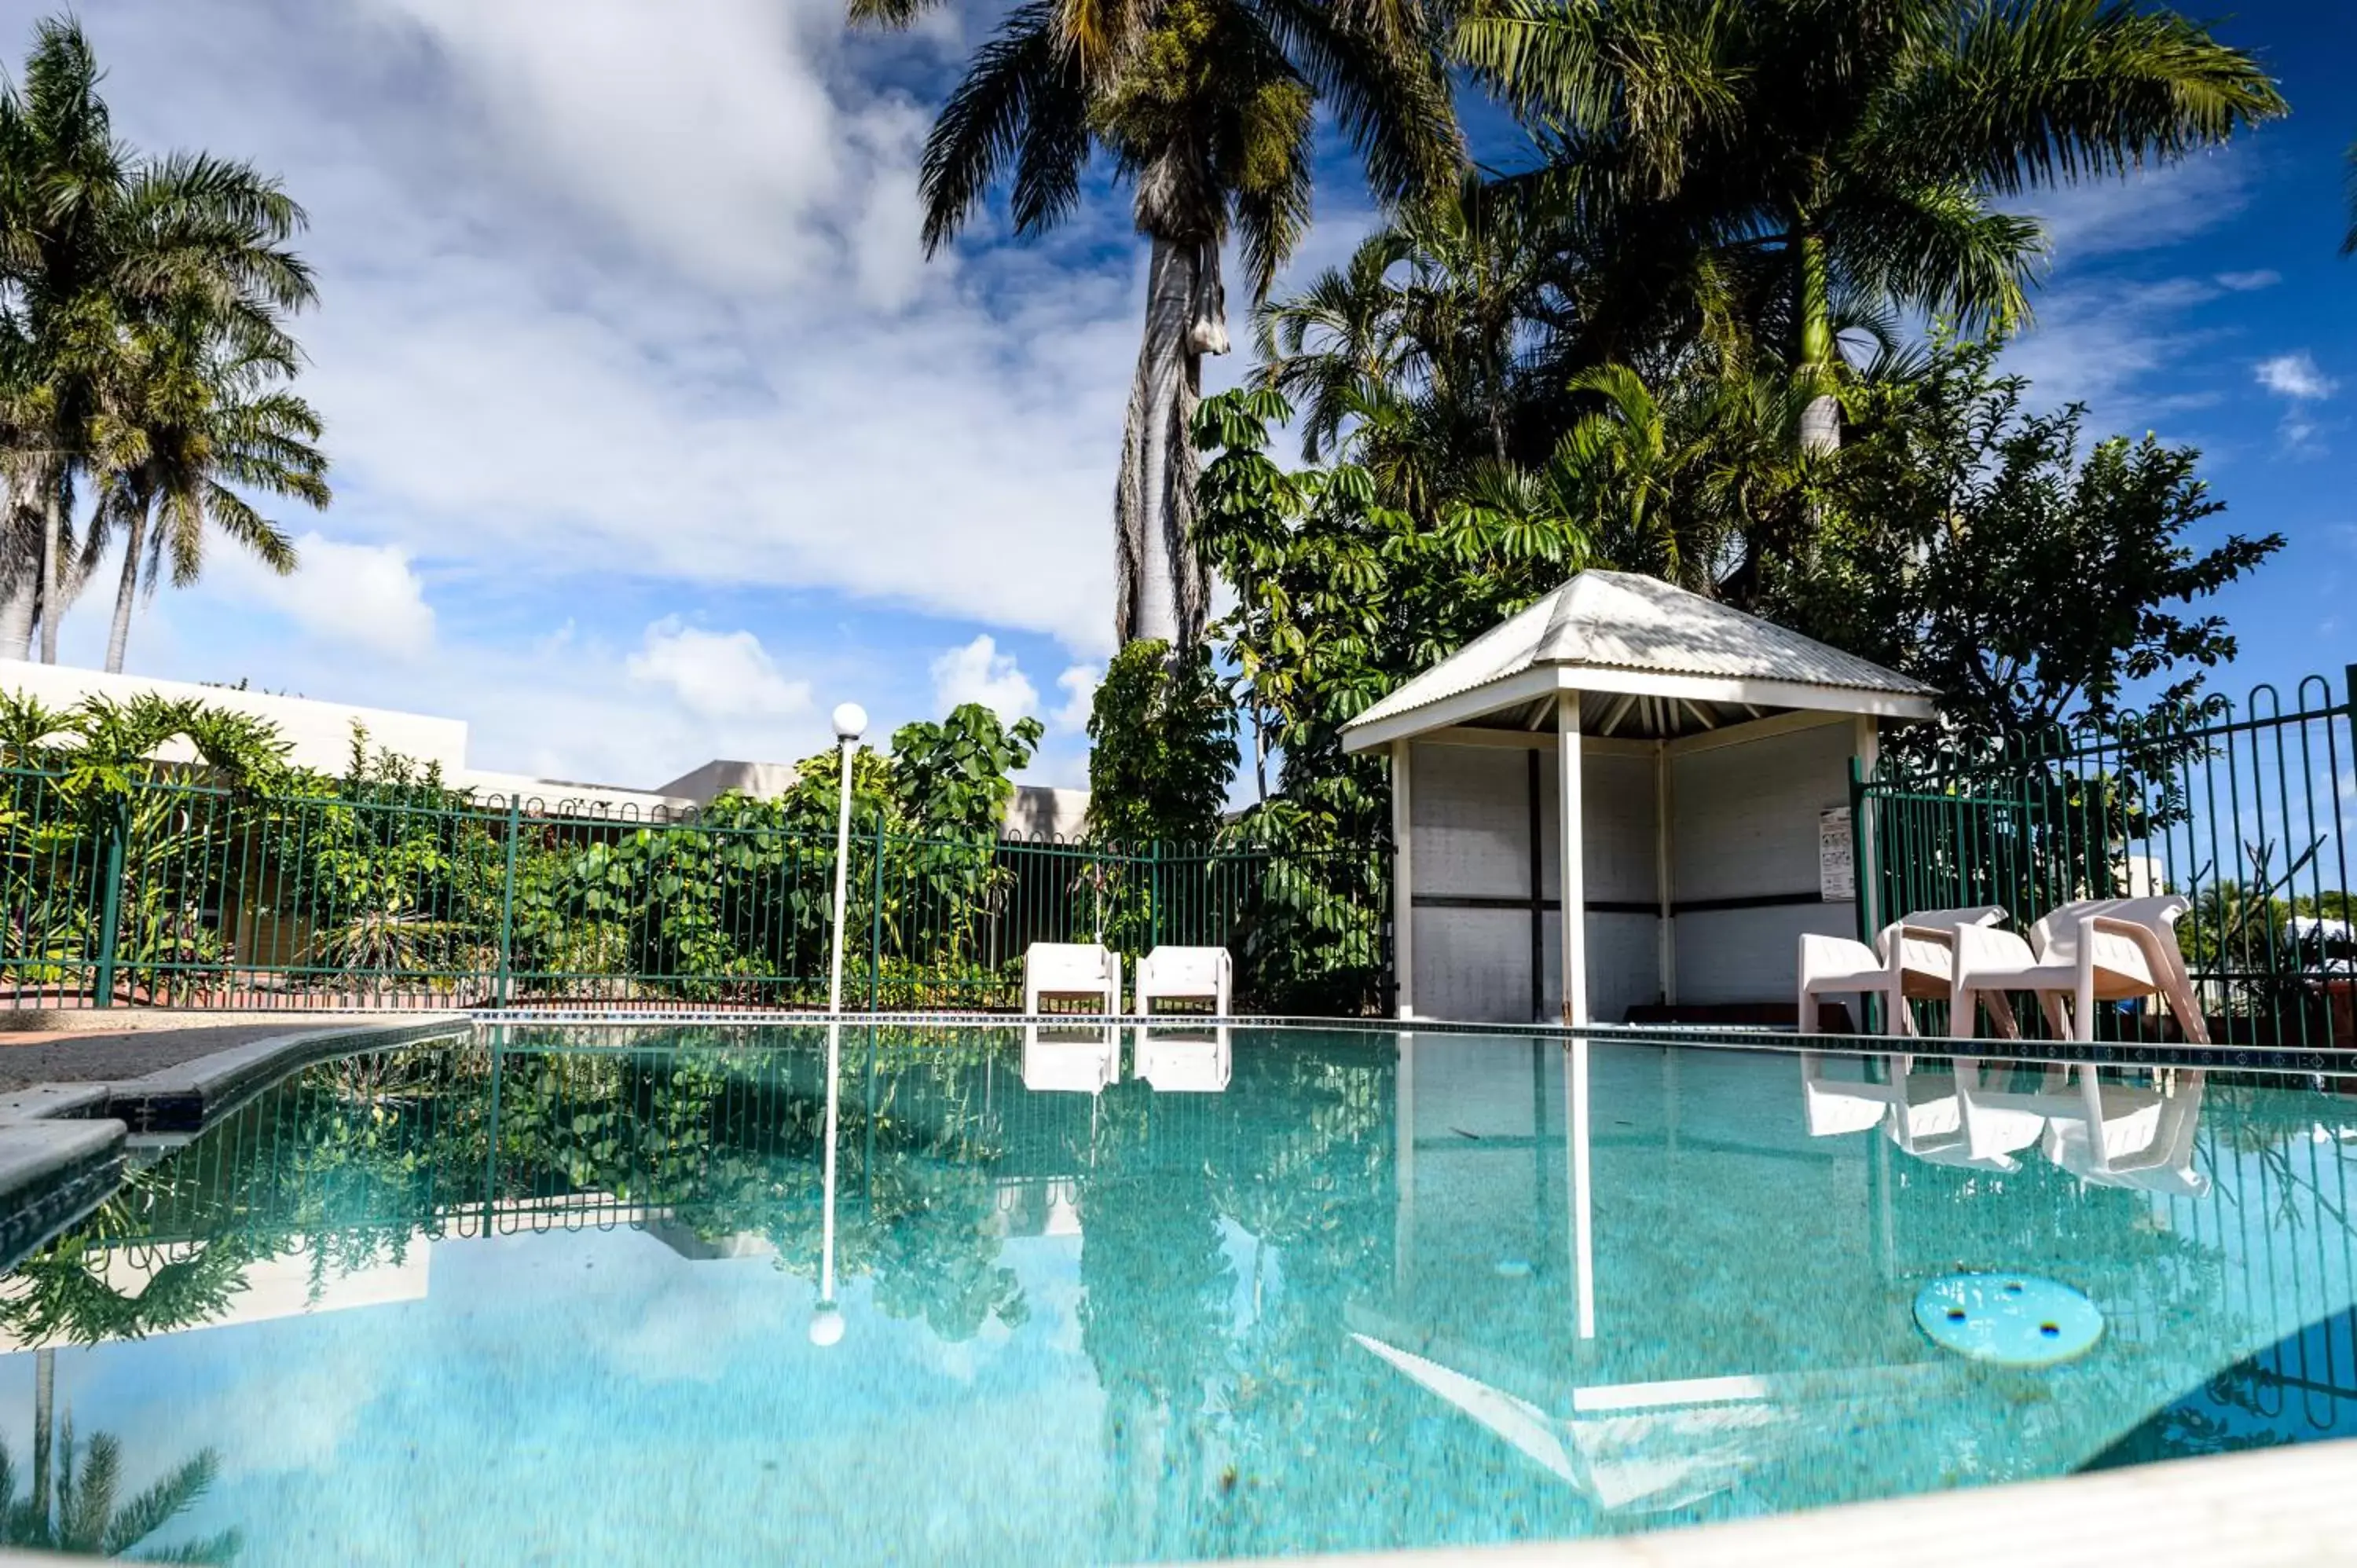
(1914, 1273), (2103, 1368)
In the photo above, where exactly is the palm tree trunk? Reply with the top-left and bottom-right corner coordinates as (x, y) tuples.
(104, 501), (145, 674)
(35, 473), (63, 665)
(1114, 235), (1228, 651)
(0, 470), (36, 660)
(1795, 228), (1840, 456)
(31, 1346), (53, 1525)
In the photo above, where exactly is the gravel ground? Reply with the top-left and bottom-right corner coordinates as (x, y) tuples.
(0, 1024), (358, 1090)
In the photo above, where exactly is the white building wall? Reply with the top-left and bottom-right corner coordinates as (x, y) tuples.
(1407, 738), (1663, 1023)
(0, 659), (467, 772)
(1668, 720), (1857, 1006)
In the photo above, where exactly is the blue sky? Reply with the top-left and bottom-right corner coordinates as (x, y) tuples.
(11, 0), (2355, 791)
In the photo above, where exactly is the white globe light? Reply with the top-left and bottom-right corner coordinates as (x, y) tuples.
(808, 1302), (845, 1347)
(831, 703), (868, 742)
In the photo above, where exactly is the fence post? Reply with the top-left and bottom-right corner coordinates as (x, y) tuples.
(1148, 840), (1162, 952)
(493, 796), (522, 1008)
(869, 815), (884, 1012)
(1848, 757), (1872, 944)
(91, 799), (126, 1009)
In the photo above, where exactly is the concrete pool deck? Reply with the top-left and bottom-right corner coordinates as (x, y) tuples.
(1298, 1435), (2357, 1565)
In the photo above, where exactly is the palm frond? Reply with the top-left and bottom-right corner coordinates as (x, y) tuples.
(1873, 0), (2286, 196)
(918, 4), (1091, 253)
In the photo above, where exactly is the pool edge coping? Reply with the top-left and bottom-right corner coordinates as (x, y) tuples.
(0, 1014), (467, 1266)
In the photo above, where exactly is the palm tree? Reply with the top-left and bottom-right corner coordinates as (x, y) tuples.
(0, 1408), (237, 1562)
(0, 15), (316, 661)
(1258, 175), (1561, 482)
(852, 0), (1460, 650)
(1455, 0), (2286, 452)
(85, 310), (327, 672)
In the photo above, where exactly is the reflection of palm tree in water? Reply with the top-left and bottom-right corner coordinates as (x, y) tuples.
(2, 1350), (237, 1560)
(1076, 1079), (1239, 1564)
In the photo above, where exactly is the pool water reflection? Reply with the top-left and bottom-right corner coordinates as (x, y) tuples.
(0, 1025), (2352, 1565)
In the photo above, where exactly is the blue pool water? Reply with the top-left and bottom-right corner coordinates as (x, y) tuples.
(1, 1024), (2352, 1564)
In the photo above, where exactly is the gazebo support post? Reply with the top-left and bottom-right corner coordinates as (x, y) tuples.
(1391, 738), (1416, 1018)
(1655, 741), (1676, 1007)
(1557, 689), (1588, 1024)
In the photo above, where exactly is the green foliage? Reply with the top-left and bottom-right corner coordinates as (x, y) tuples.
(1194, 385), (1583, 834)
(1086, 640), (1235, 848)
(889, 704), (1044, 840)
(1772, 335), (2285, 757)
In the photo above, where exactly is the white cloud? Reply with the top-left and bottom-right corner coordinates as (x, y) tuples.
(627, 619), (812, 723)
(211, 532), (434, 658)
(2256, 353), (2337, 401)
(84, 0), (1136, 657)
(1051, 663), (1100, 732)
(2216, 269), (2281, 291)
(929, 634), (1037, 720)
(2024, 155), (2249, 263)
(2000, 277), (2220, 426)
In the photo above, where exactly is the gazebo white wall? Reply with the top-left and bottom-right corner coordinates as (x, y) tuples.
(1341, 572), (1935, 1025)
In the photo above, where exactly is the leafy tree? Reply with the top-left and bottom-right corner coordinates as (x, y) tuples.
(887, 703), (1044, 840)
(1772, 335), (2282, 754)
(1453, 0), (2285, 453)
(852, 0), (1459, 650)
(1085, 639), (1235, 846)
(0, 14), (317, 661)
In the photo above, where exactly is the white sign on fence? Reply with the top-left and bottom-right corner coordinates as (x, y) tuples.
(1820, 808), (1856, 903)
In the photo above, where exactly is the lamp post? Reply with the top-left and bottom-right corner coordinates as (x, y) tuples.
(811, 702), (866, 1350)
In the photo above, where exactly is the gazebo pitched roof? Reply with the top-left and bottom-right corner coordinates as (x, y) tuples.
(1340, 570), (1934, 751)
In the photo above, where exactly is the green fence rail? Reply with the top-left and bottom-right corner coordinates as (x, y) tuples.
(1857, 665), (2357, 1047)
(0, 769), (1389, 1015)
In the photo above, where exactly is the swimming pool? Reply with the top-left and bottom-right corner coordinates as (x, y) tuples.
(1, 1024), (2351, 1564)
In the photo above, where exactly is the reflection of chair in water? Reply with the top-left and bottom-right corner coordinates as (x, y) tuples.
(1800, 1053), (2043, 1171)
(1797, 907), (2010, 1036)
(1802, 1052), (1951, 1137)
(1953, 1061), (2200, 1180)
(2043, 1070), (2210, 1196)
(1135, 1026), (1232, 1093)
(1021, 1024), (1120, 1094)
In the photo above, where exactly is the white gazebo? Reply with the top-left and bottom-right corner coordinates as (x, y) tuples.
(1340, 570), (1936, 1025)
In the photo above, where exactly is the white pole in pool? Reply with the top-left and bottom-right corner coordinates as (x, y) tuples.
(811, 701), (866, 1350)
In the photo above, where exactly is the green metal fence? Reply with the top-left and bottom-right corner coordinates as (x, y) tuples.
(0, 769), (1390, 1014)
(1857, 666), (2357, 1047)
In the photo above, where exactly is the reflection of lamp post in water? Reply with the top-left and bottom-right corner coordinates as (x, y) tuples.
(810, 702), (865, 1350)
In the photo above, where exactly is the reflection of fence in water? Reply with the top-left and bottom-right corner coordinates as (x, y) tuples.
(2160, 1103), (2357, 1431)
(96, 1033), (1397, 1254)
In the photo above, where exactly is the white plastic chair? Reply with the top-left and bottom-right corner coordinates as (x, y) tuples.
(1797, 907), (2009, 1036)
(1024, 942), (1122, 1015)
(1021, 1023), (1120, 1094)
(1135, 1025), (1232, 1092)
(1135, 946), (1233, 1016)
(1950, 896), (2208, 1044)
